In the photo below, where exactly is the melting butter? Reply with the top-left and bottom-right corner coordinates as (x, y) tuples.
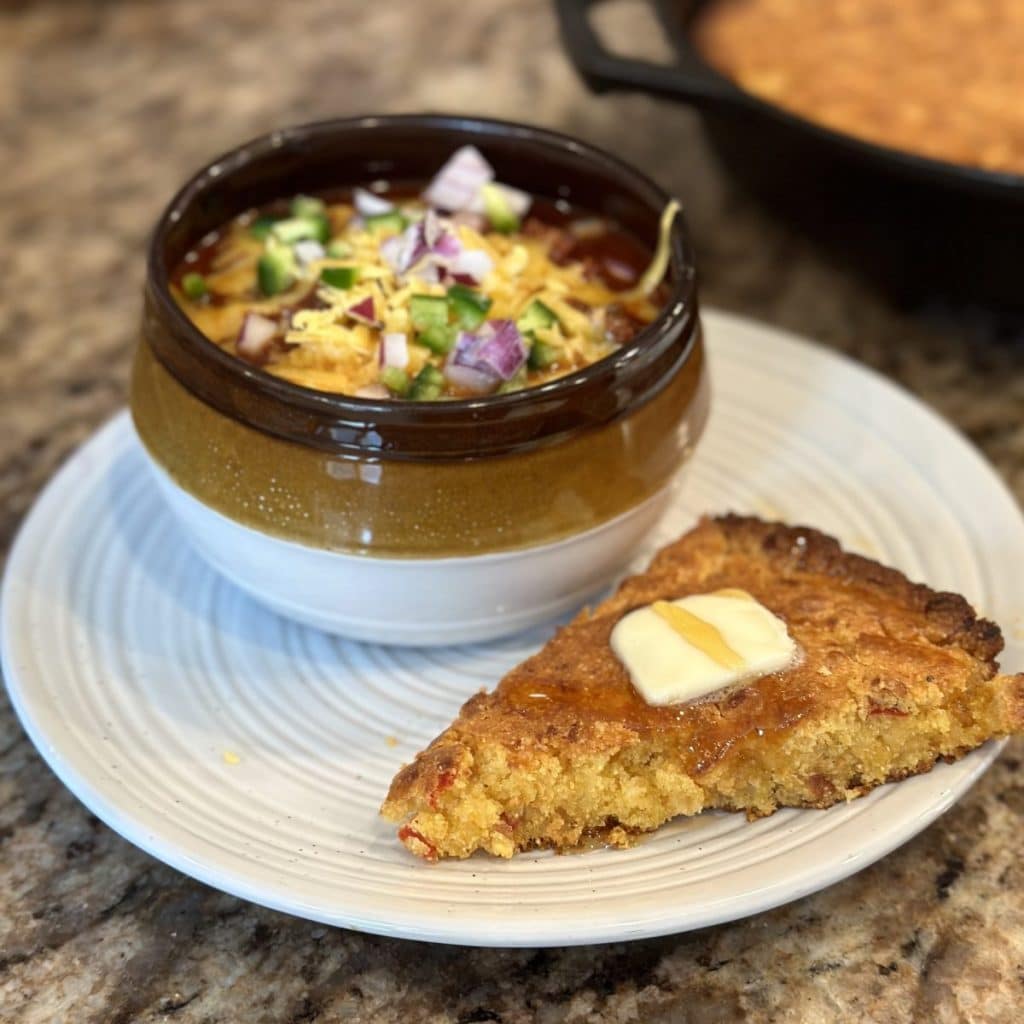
(650, 601), (745, 670)
(610, 589), (797, 706)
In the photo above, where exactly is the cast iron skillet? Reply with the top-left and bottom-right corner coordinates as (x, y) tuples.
(556, 0), (1024, 308)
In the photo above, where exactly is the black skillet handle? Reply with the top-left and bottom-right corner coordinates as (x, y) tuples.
(555, 0), (740, 108)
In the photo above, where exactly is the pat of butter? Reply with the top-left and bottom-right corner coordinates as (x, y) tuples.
(610, 590), (797, 706)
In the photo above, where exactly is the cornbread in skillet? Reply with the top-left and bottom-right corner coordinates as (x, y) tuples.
(381, 516), (1024, 859)
(693, 0), (1024, 175)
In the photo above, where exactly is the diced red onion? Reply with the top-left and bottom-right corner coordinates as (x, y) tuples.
(380, 222), (427, 274)
(421, 209), (443, 248)
(236, 313), (278, 363)
(355, 383), (390, 399)
(479, 319), (528, 378)
(379, 233), (409, 271)
(444, 360), (499, 396)
(381, 215), (462, 278)
(434, 231), (462, 259)
(380, 216), (490, 285)
(467, 182), (532, 219)
(450, 320), (527, 381)
(423, 146), (494, 212)
(448, 248), (493, 285)
(293, 240), (325, 266)
(353, 186), (393, 217)
(379, 332), (409, 370)
(347, 295), (379, 325)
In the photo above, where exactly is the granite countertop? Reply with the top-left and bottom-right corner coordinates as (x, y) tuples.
(2, 1), (1023, 1021)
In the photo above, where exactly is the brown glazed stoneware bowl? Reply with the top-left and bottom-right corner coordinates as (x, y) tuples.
(131, 114), (709, 644)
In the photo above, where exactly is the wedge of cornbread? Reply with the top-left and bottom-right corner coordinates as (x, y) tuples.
(381, 516), (1024, 859)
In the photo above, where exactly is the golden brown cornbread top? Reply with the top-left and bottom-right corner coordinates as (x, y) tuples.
(387, 516), (1009, 804)
(692, 0), (1024, 176)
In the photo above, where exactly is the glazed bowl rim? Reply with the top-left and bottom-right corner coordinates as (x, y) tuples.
(144, 113), (698, 431)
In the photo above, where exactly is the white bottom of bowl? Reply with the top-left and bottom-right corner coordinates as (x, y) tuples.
(147, 457), (676, 646)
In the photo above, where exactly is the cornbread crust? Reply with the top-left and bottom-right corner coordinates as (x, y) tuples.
(382, 516), (1024, 860)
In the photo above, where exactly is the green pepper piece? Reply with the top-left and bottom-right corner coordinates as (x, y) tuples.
(481, 183), (520, 233)
(271, 215), (330, 245)
(416, 323), (457, 355)
(290, 194), (326, 220)
(320, 266), (360, 289)
(258, 244), (297, 297)
(408, 365), (446, 401)
(248, 215), (277, 240)
(527, 339), (561, 370)
(447, 284), (493, 329)
(310, 213), (332, 243)
(380, 366), (411, 397)
(409, 294), (449, 331)
(325, 239), (353, 259)
(181, 272), (207, 301)
(364, 211), (409, 236)
(517, 298), (559, 336)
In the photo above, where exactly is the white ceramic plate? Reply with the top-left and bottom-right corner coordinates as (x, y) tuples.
(4, 310), (1021, 947)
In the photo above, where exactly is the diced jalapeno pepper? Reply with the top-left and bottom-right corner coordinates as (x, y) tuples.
(181, 272), (207, 300)
(408, 365), (446, 401)
(481, 183), (520, 233)
(319, 266), (360, 289)
(416, 323), (457, 355)
(271, 216), (330, 245)
(380, 366), (411, 396)
(409, 294), (449, 331)
(325, 239), (353, 259)
(248, 215), (277, 240)
(517, 298), (559, 336)
(258, 244), (297, 296)
(527, 339), (561, 370)
(290, 195), (327, 220)
(310, 213), (332, 243)
(364, 211), (409, 236)
(446, 284), (492, 329)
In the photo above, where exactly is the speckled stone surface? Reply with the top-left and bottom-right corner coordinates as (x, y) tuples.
(2, 1), (1023, 1021)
